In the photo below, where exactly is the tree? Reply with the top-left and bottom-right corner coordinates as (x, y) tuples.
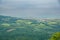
(49, 32), (60, 40)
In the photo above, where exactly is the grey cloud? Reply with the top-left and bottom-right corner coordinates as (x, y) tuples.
(0, 0), (60, 18)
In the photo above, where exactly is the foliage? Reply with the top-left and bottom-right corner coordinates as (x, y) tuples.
(49, 32), (60, 40)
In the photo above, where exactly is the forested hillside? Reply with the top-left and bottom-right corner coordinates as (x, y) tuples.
(0, 15), (60, 40)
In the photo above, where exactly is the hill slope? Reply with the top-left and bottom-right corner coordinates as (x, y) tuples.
(0, 15), (60, 40)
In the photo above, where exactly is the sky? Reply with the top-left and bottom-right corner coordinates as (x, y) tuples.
(0, 0), (60, 18)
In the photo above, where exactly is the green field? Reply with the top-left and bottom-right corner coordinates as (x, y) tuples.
(0, 15), (60, 40)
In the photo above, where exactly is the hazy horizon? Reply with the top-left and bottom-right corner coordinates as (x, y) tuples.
(0, 0), (60, 18)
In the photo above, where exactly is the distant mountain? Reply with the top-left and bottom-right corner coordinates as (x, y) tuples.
(0, 15), (60, 40)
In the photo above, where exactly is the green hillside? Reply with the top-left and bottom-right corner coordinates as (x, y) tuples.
(0, 15), (60, 40)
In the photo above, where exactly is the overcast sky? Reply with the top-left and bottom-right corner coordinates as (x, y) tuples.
(0, 0), (60, 18)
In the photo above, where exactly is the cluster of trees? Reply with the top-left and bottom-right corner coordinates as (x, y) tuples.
(0, 15), (60, 40)
(49, 32), (60, 40)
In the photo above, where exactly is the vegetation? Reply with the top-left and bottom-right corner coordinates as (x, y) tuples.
(49, 32), (60, 40)
(0, 15), (60, 40)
